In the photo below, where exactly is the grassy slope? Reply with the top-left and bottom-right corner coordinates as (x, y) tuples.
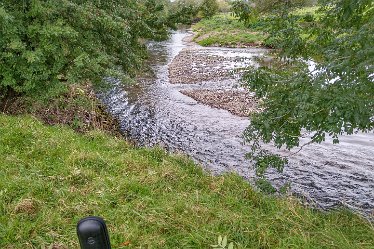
(192, 13), (266, 47)
(192, 8), (319, 48)
(0, 115), (373, 248)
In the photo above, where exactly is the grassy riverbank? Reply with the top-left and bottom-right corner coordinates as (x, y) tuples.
(1, 115), (373, 248)
(192, 7), (318, 48)
(192, 13), (267, 47)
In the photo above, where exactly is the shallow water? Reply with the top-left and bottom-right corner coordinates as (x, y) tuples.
(101, 31), (374, 217)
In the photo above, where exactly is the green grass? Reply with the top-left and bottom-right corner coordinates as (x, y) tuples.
(192, 13), (266, 47)
(193, 7), (320, 48)
(1, 115), (373, 248)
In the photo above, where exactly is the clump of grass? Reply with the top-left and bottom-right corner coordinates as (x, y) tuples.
(0, 115), (373, 248)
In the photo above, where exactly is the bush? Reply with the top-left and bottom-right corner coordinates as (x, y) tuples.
(168, 0), (201, 25)
(200, 0), (219, 18)
(0, 0), (169, 98)
(230, 0), (310, 25)
(230, 0), (255, 25)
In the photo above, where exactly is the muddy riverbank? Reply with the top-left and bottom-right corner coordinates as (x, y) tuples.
(100, 30), (374, 218)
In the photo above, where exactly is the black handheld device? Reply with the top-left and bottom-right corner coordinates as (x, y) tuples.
(77, 216), (111, 249)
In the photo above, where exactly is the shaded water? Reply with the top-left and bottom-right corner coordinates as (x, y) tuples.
(101, 31), (374, 217)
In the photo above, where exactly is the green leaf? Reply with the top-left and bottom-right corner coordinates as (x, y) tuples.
(222, 236), (227, 248)
(218, 235), (223, 245)
(228, 242), (234, 249)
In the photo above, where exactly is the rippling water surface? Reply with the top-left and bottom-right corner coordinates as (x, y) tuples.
(101, 31), (374, 217)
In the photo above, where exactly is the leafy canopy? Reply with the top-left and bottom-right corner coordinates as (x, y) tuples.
(242, 0), (374, 174)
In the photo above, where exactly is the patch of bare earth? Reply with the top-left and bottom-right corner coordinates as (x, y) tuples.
(0, 84), (121, 135)
(181, 89), (258, 117)
(14, 198), (38, 215)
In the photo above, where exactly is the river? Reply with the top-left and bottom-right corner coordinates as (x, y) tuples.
(101, 30), (374, 218)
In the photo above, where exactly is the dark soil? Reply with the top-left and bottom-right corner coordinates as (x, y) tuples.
(0, 84), (121, 136)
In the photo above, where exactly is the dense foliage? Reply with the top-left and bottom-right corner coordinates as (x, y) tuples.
(168, 0), (220, 25)
(230, 0), (256, 24)
(242, 0), (374, 175)
(231, 0), (310, 24)
(168, 0), (201, 25)
(200, 0), (219, 18)
(0, 0), (170, 98)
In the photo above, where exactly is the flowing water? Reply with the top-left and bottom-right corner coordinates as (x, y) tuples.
(101, 31), (374, 217)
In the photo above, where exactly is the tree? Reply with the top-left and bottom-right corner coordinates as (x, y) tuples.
(200, 0), (219, 18)
(231, 0), (310, 25)
(167, 0), (200, 25)
(230, 0), (255, 25)
(0, 0), (170, 99)
(242, 0), (374, 175)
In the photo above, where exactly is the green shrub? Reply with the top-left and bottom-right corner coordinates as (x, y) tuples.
(200, 0), (219, 18)
(0, 0), (169, 97)
(168, 0), (201, 25)
(230, 0), (310, 25)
